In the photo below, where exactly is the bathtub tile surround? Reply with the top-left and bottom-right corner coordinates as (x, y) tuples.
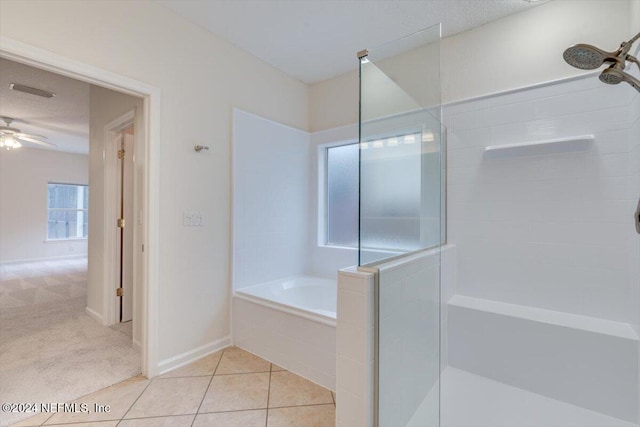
(13, 347), (336, 427)
(232, 110), (342, 390)
(232, 109), (311, 290)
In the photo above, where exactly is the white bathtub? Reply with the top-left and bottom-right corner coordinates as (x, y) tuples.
(233, 275), (337, 390)
(235, 276), (336, 322)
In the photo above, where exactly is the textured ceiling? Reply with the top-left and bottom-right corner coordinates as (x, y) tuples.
(159, 0), (546, 84)
(0, 58), (89, 154)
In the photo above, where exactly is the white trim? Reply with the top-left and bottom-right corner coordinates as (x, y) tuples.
(85, 306), (103, 324)
(103, 110), (135, 327)
(0, 36), (161, 378)
(0, 254), (86, 265)
(158, 336), (232, 376)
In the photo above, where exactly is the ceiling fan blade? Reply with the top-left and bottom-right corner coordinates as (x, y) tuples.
(15, 132), (48, 140)
(17, 136), (57, 148)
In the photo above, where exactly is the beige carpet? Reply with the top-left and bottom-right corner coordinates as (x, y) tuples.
(0, 258), (140, 427)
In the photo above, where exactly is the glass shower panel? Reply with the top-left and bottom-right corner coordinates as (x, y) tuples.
(359, 26), (444, 266)
(358, 24), (443, 427)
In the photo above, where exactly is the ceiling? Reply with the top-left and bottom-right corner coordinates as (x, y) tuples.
(0, 58), (89, 154)
(159, 0), (546, 84)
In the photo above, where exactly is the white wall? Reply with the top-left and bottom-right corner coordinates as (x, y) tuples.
(0, 148), (88, 263)
(310, 0), (638, 132)
(445, 75), (639, 325)
(0, 0), (309, 365)
(232, 110), (311, 289)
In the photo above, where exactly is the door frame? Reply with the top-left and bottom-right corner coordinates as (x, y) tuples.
(0, 36), (161, 378)
(103, 111), (135, 328)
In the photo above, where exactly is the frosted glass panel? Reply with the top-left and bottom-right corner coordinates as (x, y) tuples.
(327, 143), (359, 247)
(359, 23), (442, 427)
(360, 132), (421, 252)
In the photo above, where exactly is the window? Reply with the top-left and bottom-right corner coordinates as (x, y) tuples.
(324, 130), (439, 253)
(326, 143), (359, 247)
(47, 183), (88, 240)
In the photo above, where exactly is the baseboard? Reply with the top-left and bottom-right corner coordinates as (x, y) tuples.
(0, 254), (87, 265)
(157, 336), (231, 376)
(85, 306), (103, 324)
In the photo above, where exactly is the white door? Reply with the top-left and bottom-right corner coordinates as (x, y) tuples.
(116, 127), (135, 322)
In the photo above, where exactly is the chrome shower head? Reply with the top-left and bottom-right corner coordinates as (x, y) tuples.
(599, 65), (640, 91)
(563, 44), (615, 70)
(599, 65), (625, 85)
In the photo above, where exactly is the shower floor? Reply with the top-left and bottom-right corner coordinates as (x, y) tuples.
(408, 367), (637, 427)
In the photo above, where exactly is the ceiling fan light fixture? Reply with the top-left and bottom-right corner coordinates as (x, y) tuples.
(0, 135), (22, 149)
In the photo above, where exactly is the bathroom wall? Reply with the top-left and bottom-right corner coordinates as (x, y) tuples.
(310, 0), (638, 132)
(232, 109), (311, 289)
(0, 0), (309, 367)
(0, 148), (88, 263)
(445, 75), (639, 325)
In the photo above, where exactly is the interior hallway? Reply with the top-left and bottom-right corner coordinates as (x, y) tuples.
(0, 259), (140, 427)
(12, 346), (336, 427)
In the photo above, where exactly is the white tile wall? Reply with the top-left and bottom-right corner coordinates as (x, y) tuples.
(376, 248), (442, 427)
(336, 247), (456, 427)
(336, 268), (375, 427)
(444, 76), (639, 325)
(232, 109), (311, 289)
(629, 86), (640, 426)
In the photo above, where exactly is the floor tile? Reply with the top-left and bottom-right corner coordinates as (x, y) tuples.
(160, 351), (222, 378)
(124, 377), (210, 419)
(199, 373), (269, 412)
(268, 371), (333, 408)
(331, 392), (336, 405)
(193, 410), (267, 427)
(271, 364), (286, 372)
(215, 347), (271, 375)
(44, 376), (149, 425)
(117, 414), (195, 427)
(267, 404), (336, 427)
(46, 422), (118, 427)
(9, 411), (53, 426)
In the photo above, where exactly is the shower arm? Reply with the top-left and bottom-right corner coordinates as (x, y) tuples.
(620, 32), (640, 69)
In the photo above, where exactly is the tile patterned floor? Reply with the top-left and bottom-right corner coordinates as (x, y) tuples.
(11, 347), (336, 427)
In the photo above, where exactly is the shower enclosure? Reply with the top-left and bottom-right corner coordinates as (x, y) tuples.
(351, 23), (640, 427)
(357, 24), (445, 427)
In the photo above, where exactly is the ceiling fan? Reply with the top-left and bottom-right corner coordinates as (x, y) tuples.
(0, 116), (56, 150)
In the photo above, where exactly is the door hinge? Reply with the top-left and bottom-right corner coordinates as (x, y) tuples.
(116, 287), (124, 297)
(118, 149), (125, 159)
(117, 218), (125, 228)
